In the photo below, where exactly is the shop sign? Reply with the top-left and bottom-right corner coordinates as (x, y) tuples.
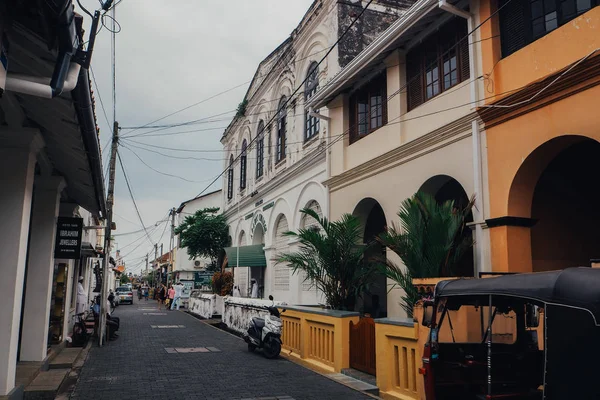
(54, 217), (83, 259)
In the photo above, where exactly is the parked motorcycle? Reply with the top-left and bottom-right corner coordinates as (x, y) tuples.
(243, 295), (284, 359)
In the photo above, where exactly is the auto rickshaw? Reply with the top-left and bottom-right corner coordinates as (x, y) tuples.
(419, 267), (600, 400)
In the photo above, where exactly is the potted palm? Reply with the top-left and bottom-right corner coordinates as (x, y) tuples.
(278, 208), (378, 311)
(377, 191), (474, 318)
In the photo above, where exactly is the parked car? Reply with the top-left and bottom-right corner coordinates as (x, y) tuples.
(116, 285), (133, 304)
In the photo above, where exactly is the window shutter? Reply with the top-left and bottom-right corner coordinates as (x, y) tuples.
(499, 0), (529, 58)
(240, 155), (247, 189)
(407, 54), (423, 111)
(459, 39), (470, 81)
(349, 94), (357, 142)
(227, 169), (233, 200)
(382, 75), (389, 125)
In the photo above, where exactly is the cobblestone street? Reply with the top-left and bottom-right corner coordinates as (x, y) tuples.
(70, 299), (371, 400)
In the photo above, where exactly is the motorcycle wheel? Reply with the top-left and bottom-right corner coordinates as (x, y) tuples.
(247, 343), (256, 352)
(263, 340), (281, 359)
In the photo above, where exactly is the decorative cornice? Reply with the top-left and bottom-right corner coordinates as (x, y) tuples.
(224, 144), (326, 218)
(485, 216), (538, 228)
(326, 113), (481, 191)
(479, 53), (600, 128)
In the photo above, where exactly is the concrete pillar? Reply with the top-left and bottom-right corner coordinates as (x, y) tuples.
(20, 177), (66, 362)
(0, 128), (43, 396)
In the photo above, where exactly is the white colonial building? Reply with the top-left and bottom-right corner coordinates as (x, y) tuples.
(221, 0), (408, 305)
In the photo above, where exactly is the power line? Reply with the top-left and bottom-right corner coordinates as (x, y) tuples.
(116, 149), (154, 246)
(118, 142), (218, 183)
(90, 66), (112, 131)
(192, 0), (377, 199)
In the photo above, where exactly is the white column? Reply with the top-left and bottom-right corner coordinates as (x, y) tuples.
(0, 128), (43, 396)
(20, 177), (66, 362)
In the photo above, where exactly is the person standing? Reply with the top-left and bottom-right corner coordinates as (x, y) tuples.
(171, 281), (184, 311)
(157, 284), (167, 310)
(250, 279), (258, 299)
(167, 284), (175, 311)
(76, 276), (87, 315)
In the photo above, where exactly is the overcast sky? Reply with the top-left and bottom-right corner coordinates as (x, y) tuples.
(81, 1), (314, 274)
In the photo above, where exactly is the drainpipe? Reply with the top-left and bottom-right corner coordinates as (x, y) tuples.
(5, 1), (82, 98)
(309, 106), (332, 219)
(439, 0), (487, 274)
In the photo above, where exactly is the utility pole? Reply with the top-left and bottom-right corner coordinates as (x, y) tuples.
(99, 120), (118, 347)
(169, 207), (176, 285)
(159, 243), (164, 285)
(154, 243), (158, 287)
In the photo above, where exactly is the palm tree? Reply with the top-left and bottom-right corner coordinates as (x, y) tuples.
(278, 208), (378, 310)
(377, 191), (474, 317)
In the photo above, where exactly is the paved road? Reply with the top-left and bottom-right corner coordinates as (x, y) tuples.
(70, 299), (371, 400)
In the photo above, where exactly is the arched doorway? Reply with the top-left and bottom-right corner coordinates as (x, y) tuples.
(353, 198), (387, 317)
(528, 138), (600, 272)
(419, 175), (474, 277)
(251, 216), (266, 298)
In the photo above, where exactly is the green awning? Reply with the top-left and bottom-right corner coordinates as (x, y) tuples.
(224, 244), (266, 267)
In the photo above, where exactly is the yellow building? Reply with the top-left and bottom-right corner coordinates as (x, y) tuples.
(478, 0), (600, 273)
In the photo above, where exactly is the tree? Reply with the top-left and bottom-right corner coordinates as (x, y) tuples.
(174, 207), (229, 271)
(119, 274), (130, 284)
(278, 208), (378, 310)
(377, 191), (474, 317)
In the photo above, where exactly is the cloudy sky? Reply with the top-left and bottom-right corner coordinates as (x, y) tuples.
(81, 0), (314, 274)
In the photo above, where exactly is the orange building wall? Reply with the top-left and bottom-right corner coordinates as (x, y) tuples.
(479, 3), (600, 272)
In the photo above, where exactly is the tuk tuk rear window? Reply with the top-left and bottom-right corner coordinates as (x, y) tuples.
(437, 304), (517, 344)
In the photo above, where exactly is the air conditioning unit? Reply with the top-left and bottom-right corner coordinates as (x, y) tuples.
(194, 260), (201, 268)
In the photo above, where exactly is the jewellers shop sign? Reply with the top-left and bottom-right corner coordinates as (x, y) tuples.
(54, 217), (83, 259)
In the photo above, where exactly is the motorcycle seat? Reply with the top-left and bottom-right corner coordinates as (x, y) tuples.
(253, 318), (265, 329)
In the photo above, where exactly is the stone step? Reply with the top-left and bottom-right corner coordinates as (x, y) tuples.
(327, 372), (379, 396)
(341, 368), (377, 386)
(49, 348), (82, 370)
(24, 369), (69, 400)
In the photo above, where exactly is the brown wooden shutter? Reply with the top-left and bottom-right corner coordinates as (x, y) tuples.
(349, 94), (357, 142)
(499, 0), (530, 58)
(459, 39), (470, 82)
(407, 53), (423, 111)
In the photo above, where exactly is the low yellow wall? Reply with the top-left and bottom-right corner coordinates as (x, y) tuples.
(280, 307), (359, 373)
(376, 319), (424, 400)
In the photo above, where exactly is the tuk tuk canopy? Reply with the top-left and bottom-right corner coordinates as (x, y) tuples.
(435, 267), (600, 324)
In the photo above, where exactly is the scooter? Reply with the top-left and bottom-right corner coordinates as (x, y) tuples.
(243, 295), (285, 359)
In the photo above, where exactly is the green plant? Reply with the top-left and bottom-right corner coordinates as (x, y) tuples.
(212, 271), (233, 296)
(377, 191), (474, 317)
(278, 208), (378, 310)
(174, 207), (229, 267)
(235, 99), (248, 118)
(119, 274), (130, 284)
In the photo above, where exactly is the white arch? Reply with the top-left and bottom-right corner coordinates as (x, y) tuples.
(292, 180), (326, 230)
(268, 197), (292, 246)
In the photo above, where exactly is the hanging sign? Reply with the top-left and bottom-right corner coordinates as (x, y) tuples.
(54, 217), (83, 259)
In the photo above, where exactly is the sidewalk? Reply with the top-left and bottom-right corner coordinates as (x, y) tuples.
(70, 299), (372, 400)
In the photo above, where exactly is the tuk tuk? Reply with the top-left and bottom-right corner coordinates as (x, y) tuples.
(419, 267), (600, 400)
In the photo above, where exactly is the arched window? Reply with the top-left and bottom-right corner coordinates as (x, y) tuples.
(304, 62), (320, 141)
(256, 121), (265, 178)
(227, 155), (234, 200)
(276, 97), (287, 163)
(240, 140), (248, 189)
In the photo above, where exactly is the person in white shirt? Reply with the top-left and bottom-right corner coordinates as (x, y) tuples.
(171, 282), (184, 310)
(250, 279), (258, 299)
(76, 276), (87, 314)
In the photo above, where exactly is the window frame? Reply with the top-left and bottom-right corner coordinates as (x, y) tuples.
(240, 140), (247, 190)
(276, 97), (287, 163)
(499, 0), (598, 58)
(407, 17), (470, 111)
(256, 120), (265, 179)
(349, 72), (388, 144)
(304, 62), (320, 142)
(227, 155), (234, 200)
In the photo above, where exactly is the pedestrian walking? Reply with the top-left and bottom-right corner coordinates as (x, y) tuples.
(157, 283), (167, 310)
(167, 284), (175, 311)
(171, 281), (184, 311)
(143, 285), (149, 301)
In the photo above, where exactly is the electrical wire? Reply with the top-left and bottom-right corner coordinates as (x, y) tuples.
(91, 66), (112, 132)
(116, 149), (154, 246)
(118, 142), (219, 183)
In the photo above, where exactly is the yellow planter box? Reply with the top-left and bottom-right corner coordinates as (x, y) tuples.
(375, 318), (424, 400)
(280, 306), (359, 373)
